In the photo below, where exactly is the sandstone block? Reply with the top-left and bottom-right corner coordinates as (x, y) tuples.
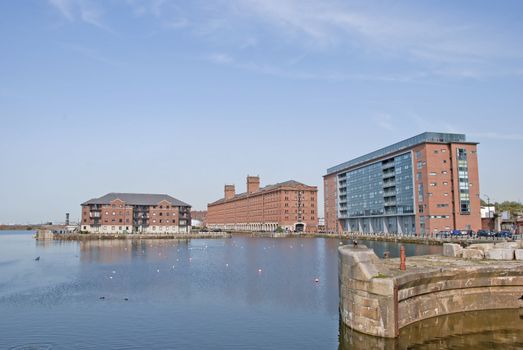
(515, 249), (523, 261)
(495, 242), (519, 249)
(468, 243), (494, 252)
(462, 248), (484, 260)
(443, 243), (463, 257)
(485, 248), (515, 260)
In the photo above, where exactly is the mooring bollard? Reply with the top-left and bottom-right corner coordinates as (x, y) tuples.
(400, 245), (406, 271)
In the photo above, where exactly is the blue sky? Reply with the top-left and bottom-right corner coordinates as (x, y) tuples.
(1, 0), (522, 223)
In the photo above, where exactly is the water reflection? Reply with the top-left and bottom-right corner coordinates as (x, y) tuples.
(339, 309), (523, 350)
(6, 232), (522, 349)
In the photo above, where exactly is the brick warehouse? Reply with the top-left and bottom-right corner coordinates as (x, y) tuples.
(324, 132), (481, 235)
(207, 176), (318, 232)
(81, 193), (191, 234)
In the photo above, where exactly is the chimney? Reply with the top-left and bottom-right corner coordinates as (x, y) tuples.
(247, 176), (260, 194)
(65, 213), (70, 226)
(224, 185), (235, 200)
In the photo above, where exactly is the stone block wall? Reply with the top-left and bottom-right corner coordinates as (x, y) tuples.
(339, 244), (523, 338)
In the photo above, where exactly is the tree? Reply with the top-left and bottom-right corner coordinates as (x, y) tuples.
(495, 201), (523, 217)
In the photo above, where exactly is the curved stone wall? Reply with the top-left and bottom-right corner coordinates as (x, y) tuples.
(339, 244), (523, 338)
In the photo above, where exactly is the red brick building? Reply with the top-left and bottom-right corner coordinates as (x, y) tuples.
(207, 176), (318, 232)
(324, 132), (481, 235)
(81, 193), (191, 234)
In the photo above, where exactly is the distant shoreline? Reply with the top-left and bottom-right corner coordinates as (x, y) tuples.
(38, 231), (232, 241)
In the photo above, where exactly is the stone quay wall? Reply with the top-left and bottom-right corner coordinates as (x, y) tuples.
(338, 244), (523, 338)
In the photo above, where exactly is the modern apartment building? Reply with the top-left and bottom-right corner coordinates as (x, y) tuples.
(81, 193), (191, 234)
(324, 132), (481, 235)
(207, 176), (318, 232)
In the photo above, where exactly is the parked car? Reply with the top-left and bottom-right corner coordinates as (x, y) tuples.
(495, 230), (513, 239)
(436, 230), (451, 238)
(477, 230), (492, 238)
(451, 229), (463, 237)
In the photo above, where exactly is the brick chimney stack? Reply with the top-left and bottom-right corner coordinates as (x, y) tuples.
(247, 176), (260, 194)
(224, 185), (235, 200)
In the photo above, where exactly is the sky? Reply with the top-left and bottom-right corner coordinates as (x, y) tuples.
(1, 0), (522, 224)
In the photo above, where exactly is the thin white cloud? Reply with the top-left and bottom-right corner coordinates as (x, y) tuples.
(205, 52), (437, 82)
(49, 0), (74, 21)
(48, 0), (110, 31)
(207, 53), (234, 65)
(53, 0), (523, 80)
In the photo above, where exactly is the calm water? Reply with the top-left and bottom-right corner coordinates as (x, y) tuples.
(0, 231), (521, 349)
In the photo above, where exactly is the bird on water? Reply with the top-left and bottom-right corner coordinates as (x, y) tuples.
(34, 256), (40, 261)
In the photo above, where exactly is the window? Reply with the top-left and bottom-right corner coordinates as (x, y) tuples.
(442, 171), (448, 175)
(429, 172), (437, 176)
(443, 181), (448, 185)
(434, 150), (439, 154)
(430, 182), (437, 187)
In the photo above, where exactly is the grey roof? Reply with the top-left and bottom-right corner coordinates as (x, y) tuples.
(326, 132), (476, 175)
(82, 193), (191, 207)
(208, 180), (316, 206)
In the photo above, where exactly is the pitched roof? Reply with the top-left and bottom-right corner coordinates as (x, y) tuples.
(82, 193), (191, 207)
(208, 180), (316, 206)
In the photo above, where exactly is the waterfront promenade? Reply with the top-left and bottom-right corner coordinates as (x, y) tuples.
(254, 230), (522, 246)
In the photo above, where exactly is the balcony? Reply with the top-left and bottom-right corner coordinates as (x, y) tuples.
(383, 181), (396, 188)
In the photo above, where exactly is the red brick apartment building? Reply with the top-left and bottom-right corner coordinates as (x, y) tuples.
(324, 132), (481, 235)
(81, 193), (191, 234)
(207, 176), (318, 232)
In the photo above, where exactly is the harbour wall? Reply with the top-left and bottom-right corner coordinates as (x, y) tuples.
(338, 244), (523, 338)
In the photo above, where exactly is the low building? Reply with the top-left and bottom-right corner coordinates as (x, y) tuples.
(324, 132), (481, 235)
(190, 210), (207, 227)
(81, 193), (191, 234)
(207, 176), (318, 232)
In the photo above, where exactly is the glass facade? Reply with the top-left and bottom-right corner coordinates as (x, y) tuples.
(457, 148), (470, 214)
(327, 132), (466, 175)
(337, 152), (415, 234)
